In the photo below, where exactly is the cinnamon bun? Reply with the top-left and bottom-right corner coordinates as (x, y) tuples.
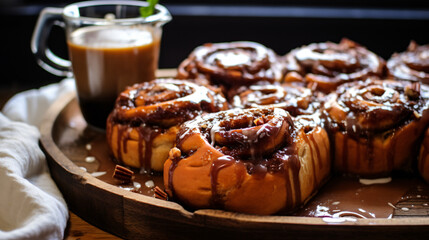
(323, 79), (429, 176)
(106, 78), (229, 172)
(284, 38), (386, 93)
(229, 82), (324, 117)
(387, 41), (429, 84)
(177, 41), (284, 89)
(164, 107), (330, 215)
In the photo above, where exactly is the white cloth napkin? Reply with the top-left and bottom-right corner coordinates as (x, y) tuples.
(0, 79), (75, 240)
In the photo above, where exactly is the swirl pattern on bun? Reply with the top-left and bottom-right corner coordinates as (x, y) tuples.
(228, 82), (324, 117)
(177, 41), (284, 89)
(284, 38), (386, 93)
(164, 107), (330, 215)
(387, 41), (429, 84)
(106, 78), (228, 172)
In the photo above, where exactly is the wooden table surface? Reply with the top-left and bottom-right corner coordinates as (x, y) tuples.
(66, 212), (120, 239)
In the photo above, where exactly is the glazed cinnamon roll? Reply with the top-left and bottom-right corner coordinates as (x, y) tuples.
(387, 41), (429, 84)
(284, 38), (386, 93)
(177, 41), (284, 89)
(419, 128), (429, 183)
(106, 79), (228, 172)
(323, 79), (429, 176)
(229, 82), (324, 116)
(164, 107), (330, 215)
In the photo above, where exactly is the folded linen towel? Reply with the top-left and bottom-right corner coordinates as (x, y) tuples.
(0, 79), (75, 240)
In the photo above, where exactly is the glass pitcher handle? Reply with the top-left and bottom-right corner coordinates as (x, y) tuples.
(31, 7), (72, 77)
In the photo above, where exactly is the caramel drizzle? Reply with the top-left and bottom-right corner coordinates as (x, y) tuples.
(340, 131), (377, 173)
(284, 162), (294, 210)
(167, 137), (191, 199)
(115, 124), (128, 165)
(109, 123), (160, 172)
(137, 125), (161, 172)
(302, 134), (317, 190)
(167, 160), (177, 198)
(209, 155), (236, 208)
(284, 150), (301, 210)
(308, 133), (323, 169)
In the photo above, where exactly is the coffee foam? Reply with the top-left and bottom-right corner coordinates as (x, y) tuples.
(70, 25), (153, 48)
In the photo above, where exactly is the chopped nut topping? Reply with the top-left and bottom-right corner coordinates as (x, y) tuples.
(405, 82), (421, 100)
(307, 81), (318, 91)
(370, 86), (386, 96)
(414, 110), (422, 119)
(169, 147), (181, 160)
(154, 186), (168, 200)
(254, 117), (265, 126)
(284, 72), (303, 83)
(113, 165), (134, 183)
(227, 70), (242, 78)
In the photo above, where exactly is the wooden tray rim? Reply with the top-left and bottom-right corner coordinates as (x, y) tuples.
(39, 90), (429, 233)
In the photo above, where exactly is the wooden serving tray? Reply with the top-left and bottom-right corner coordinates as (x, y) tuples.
(40, 87), (429, 240)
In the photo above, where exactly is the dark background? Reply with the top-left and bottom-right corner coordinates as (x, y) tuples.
(1, 0), (428, 95)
